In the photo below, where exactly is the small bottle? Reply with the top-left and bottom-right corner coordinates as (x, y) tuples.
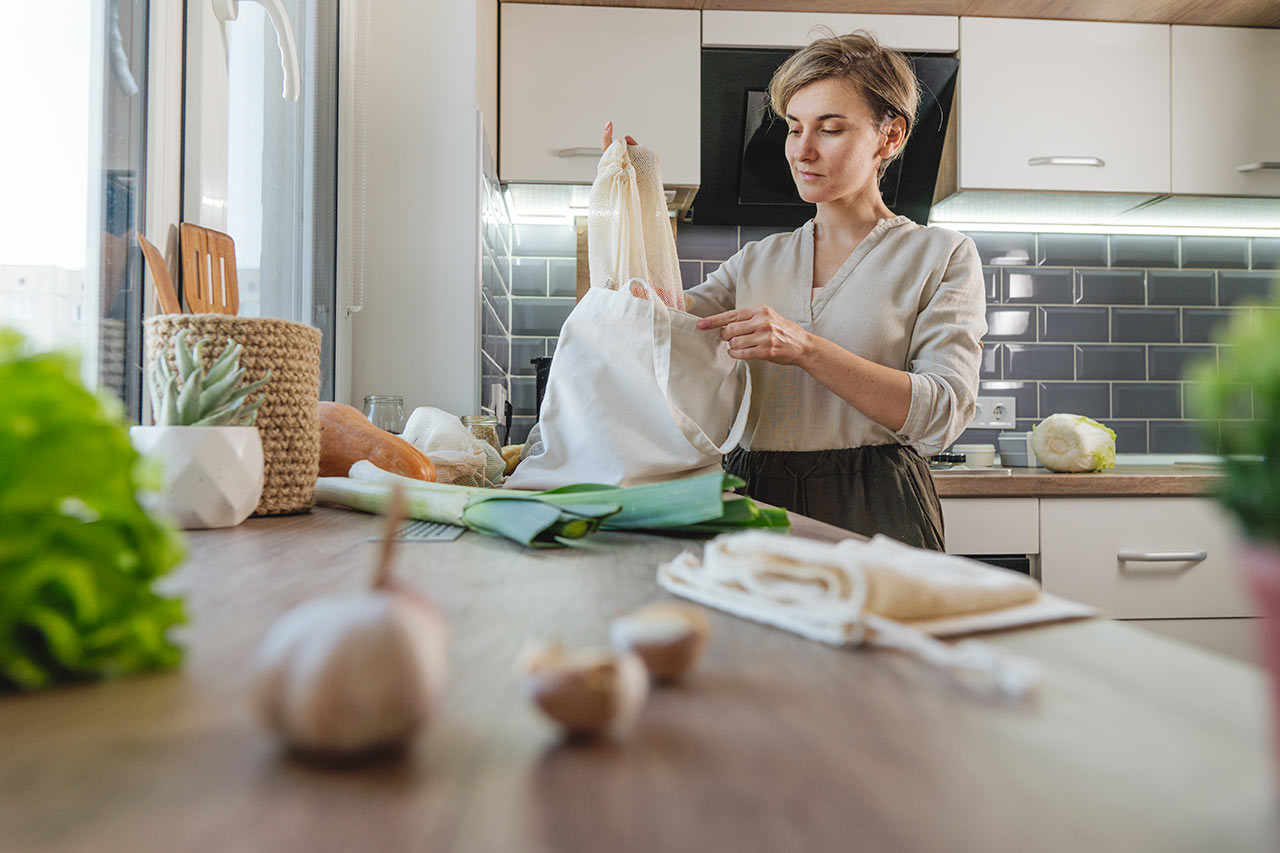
(363, 395), (406, 434)
(462, 413), (501, 451)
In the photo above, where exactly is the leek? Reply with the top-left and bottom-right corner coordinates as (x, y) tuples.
(332, 463), (789, 543)
(314, 471), (618, 548)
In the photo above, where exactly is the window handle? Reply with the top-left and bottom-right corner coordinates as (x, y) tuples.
(213, 0), (301, 102)
(1028, 156), (1105, 167)
(1238, 162), (1280, 173)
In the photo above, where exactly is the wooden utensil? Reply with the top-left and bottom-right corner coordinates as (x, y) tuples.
(136, 232), (183, 314)
(180, 222), (239, 314)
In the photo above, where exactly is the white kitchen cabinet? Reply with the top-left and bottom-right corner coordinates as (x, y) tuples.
(1171, 26), (1280, 197)
(702, 11), (956, 52)
(940, 498), (1039, 557)
(500, 4), (700, 186)
(1039, 498), (1250, 620)
(958, 18), (1170, 193)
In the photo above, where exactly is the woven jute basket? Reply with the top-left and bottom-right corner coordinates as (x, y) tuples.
(144, 315), (322, 516)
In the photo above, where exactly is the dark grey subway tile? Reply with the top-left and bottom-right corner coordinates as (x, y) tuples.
(980, 343), (1002, 379)
(482, 295), (505, 338)
(984, 306), (1036, 341)
(510, 377), (538, 416)
(966, 232), (1034, 266)
(1038, 382), (1110, 419)
(679, 261), (703, 290)
(511, 337), (544, 375)
(1252, 238), (1280, 271)
(1182, 307), (1243, 343)
(1004, 268), (1073, 303)
(512, 223), (577, 257)
(979, 380), (1037, 421)
(1075, 269), (1144, 305)
(1148, 345), (1214, 380)
(1075, 345), (1145, 380)
(676, 224), (738, 262)
(511, 297), (575, 336)
(1218, 270), (1277, 306)
(1147, 270), (1215, 306)
(1038, 306), (1108, 342)
(949, 428), (1003, 450)
(1150, 420), (1218, 454)
(1186, 382), (1252, 420)
(982, 266), (1000, 302)
(1112, 382), (1180, 419)
(1111, 235), (1178, 268)
(1108, 420), (1148, 453)
(1014, 419), (1039, 434)
(548, 259), (578, 297)
(1112, 307), (1180, 342)
(1037, 233), (1106, 267)
(509, 416), (536, 444)
(740, 225), (794, 246)
(510, 257), (548, 296)
(1004, 344), (1074, 380)
(1181, 236), (1247, 269)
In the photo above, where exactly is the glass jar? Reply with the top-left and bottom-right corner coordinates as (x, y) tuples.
(363, 395), (406, 434)
(462, 414), (501, 451)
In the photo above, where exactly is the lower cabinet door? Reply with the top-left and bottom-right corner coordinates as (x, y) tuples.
(1039, 497), (1253, 619)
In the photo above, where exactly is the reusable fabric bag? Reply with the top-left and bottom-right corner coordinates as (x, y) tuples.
(505, 141), (751, 489)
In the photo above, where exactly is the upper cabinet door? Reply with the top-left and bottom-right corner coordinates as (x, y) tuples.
(959, 18), (1170, 194)
(1172, 26), (1280, 197)
(500, 5), (699, 186)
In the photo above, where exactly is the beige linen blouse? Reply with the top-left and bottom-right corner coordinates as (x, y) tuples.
(683, 215), (986, 456)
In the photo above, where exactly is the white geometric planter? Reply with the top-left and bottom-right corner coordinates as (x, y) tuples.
(130, 426), (264, 529)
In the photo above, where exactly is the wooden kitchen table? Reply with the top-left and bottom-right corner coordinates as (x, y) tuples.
(1, 507), (1276, 852)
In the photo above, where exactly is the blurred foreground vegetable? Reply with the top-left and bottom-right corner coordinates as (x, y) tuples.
(313, 463), (789, 548)
(0, 329), (186, 690)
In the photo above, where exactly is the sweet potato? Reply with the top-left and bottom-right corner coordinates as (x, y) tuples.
(318, 401), (436, 481)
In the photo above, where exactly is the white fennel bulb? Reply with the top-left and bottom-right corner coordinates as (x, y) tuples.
(1030, 414), (1116, 473)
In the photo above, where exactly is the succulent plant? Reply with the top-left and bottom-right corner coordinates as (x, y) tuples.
(149, 329), (271, 426)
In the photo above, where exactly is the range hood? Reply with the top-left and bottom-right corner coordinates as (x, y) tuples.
(503, 182), (698, 222)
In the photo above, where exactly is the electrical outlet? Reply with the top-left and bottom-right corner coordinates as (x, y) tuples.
(972, 396), (1016, 429)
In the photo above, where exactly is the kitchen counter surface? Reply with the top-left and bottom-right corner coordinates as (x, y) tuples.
(933, 464), (1223, 498)
(0, 507), (1273, 852)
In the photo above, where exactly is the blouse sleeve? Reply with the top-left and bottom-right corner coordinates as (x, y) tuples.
(681, 254), (739, 319)
(894, 236), (988, 457)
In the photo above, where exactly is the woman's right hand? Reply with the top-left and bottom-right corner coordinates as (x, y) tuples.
(601, 120), (638, 152)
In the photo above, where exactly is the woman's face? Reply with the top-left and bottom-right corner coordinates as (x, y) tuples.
(783, 77), (904, 205)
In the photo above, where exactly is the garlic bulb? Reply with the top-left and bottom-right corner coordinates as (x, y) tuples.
(252, 485), (448, 758)
(518, 642), (648, 739)
(609, 602), (710, 680)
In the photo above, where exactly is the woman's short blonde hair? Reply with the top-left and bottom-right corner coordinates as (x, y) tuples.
(768, 30), (920, 178)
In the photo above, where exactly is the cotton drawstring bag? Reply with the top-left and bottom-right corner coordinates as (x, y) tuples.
(504, 141), (751, 490)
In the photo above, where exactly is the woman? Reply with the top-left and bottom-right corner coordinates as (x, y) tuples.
(610, 32), (985, 550)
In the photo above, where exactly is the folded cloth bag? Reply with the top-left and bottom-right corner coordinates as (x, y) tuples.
(504, 141), (751, 490)
(402, 406), (500, 487)
(657, 531), (1072, 698)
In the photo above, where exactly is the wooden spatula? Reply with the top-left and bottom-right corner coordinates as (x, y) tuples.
(137, 232), (183, 314)
(180, 222), (239, 315)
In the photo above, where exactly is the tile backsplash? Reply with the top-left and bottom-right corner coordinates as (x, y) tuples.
(478, 160), (513, 427)
(500, 217), (1278, 453)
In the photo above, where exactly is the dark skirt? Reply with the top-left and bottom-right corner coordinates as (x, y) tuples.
(724, 444), (945, 551)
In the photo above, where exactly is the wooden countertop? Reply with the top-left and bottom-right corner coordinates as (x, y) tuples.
(0, 508), (1273, 852)
(933, 465), (1224, 498)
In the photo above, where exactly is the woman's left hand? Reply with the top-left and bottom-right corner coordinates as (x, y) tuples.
(697, 305), (814, 366)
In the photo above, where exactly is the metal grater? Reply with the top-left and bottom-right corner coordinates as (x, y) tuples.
(366, 520), (464, 542)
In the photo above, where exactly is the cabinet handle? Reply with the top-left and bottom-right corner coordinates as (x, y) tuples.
(1028, 156), (1106, 167)
(1117, 550), (1207, 567)
(1237, 162), (1280, 173)
(556, 147), (602, 158)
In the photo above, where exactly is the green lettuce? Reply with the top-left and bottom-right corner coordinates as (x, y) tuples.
(0, 328), (186, 690)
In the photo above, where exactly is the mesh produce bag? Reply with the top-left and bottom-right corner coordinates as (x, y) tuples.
(588, 140), (685, 310)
